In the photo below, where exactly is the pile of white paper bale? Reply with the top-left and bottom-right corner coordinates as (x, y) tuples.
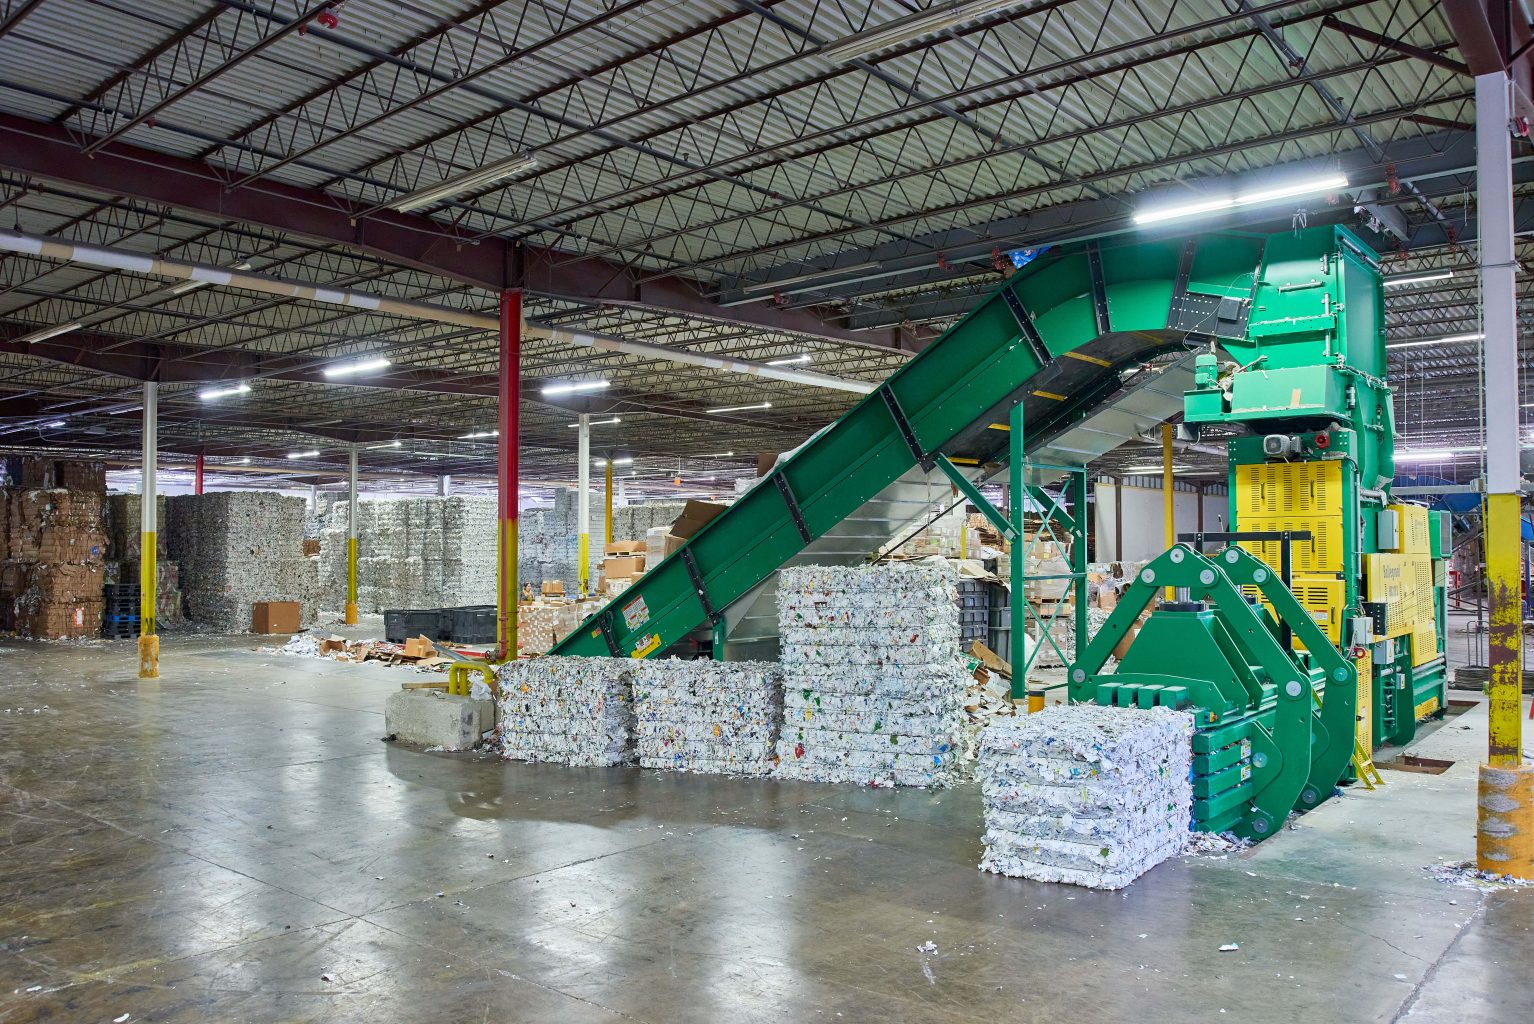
(318, 497), (498, 612)
(633, 658), (782, 775)
(164, 492), (321, 631)
(516, 491), (687, 596)
(498, 656), (635, 766)
(774, 563), (969, 787)
(977, 704), (1193, 889)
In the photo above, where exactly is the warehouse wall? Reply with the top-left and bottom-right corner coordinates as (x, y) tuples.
(1094, 482), (1225, 562)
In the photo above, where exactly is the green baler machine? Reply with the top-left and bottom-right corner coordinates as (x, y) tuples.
(1071, 225), (1449, 840)
(550, 224), (1445, 842)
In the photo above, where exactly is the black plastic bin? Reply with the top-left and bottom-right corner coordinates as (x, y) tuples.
(384, 608), (447, 643)
(443, 605), (497, 644)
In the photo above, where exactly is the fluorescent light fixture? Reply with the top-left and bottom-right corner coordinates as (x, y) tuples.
(1134, 173), (1349, 226)
(542, 379), (610, 396)
(199, 383), (251, 401)
(1383, 270), (1454, 287)
(239, 457), (252, 465)
(566, 417), (621, 427)
(13, 322), (82, 345)
(707, 401), (773, 414)
(459, 430), (499, 439)
(766, 354), (813, 366)
(387, 152), (539, 213)
(596, 457), (635, 466)
(286, 450), (320, 460)
(1386, 332), (1484, 350)
(43, 419), (66, 428)
(1394, 448), (1477, 461)
(819, 0), (1029, 64)
(707, 450), (735, 457)
(323, 356), (391, 378)
(366, 440), (403, 450)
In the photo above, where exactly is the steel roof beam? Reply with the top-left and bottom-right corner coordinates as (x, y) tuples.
(0, 112), (914, 351)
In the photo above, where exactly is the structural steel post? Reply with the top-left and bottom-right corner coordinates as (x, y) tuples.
(1475, 71), (1532, 877)
(1162, 422), (1175, 600)
(193, 451), (204, 495)
(138, 381), (158, 679)
(496, 290), (521, 661)
(577, 413), (591, 596)
(344, 445), (359, 625)
(604, 456), (614, 546)
(438, 474), (451, 497)
(1009, 399), (1027, 701)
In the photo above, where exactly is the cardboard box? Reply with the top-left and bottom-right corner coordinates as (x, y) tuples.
(251, 600), (301, 634)
(756, 452), (780, 477)
(601, 555), (646, 578)
(604, 540), (646, 555)
(541, 580), (565, 596)
(403, 635), (437, 659)
(670, 500), (726, 540)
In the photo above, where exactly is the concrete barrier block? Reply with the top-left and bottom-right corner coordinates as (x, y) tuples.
(385, 690), (494, 751)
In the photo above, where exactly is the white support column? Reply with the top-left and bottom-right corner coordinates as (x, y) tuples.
(1479, 73), (1519, 494)
(345, 445), (359, 624)
(1475, 70), (1531, 879)
(138, 381), (158, 678)
(577, 413), (591, 596)
(438, 474), (451, 497)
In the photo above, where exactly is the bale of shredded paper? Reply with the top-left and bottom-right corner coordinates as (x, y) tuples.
(775, 563), (969, 788)
(978, 704), (1193, 889)
(633, 658), (782, 775)
(497, 657), (634, 766)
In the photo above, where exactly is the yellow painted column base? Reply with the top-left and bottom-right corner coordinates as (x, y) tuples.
(1477, 762), (1534, 879)
(344, 601), (359, 625)
(138, 634), (160, 679)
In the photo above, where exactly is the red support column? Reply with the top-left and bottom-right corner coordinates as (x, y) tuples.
(193, 451), (205, 494)
(497, 290), (521, 661)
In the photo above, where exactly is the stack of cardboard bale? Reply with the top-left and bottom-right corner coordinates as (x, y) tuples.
(633, 658), (783, 775)
(1, 458), (110, 637)
(497, 657), (635, 766)
(774, 562), (970, 787)
(165, 492), (320, 631)
(977, 704), (1193, 889)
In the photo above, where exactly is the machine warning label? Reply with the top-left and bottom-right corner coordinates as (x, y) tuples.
(631, 633), (661, 658)
(622, 595), (650, 631)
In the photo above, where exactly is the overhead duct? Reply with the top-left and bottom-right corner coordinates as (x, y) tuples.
(525, 323), (876, 395)
(0, 230), (876, 394)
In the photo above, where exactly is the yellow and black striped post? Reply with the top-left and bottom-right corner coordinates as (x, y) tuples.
(138, 381), (159, 679)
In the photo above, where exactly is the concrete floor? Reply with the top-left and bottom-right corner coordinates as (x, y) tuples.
(2, 633), (1531, 1023)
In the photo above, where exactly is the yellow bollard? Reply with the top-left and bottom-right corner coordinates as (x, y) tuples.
(137, 633), (159, 679)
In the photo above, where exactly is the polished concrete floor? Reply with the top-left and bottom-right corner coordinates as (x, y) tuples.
(1, 634), (1531, 1023)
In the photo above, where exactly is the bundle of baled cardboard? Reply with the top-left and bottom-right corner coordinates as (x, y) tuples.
(497, 656), (635, 766)
(775, 563), (969, 788)
(633, 658), (782, 775)
(3, 488), (109, 638)
(977, 705), (1193, 889)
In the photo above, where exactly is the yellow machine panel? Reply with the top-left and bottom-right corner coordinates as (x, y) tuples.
(1387, 503), (1432, 555)
(1240, 517), (1342, 575)
(1255, 576), (1345, 649)
(1355, 648), (1373, 756)
(1364, 553), (1435, 647)
(1410, 621), (1440, 670)
(1236, 460), (1342, 519)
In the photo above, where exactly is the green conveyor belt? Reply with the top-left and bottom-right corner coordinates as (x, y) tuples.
(551, 233), (1269, 659)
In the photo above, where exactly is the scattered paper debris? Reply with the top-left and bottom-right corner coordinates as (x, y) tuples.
(1219, 943), (1239, 952)
(1425, 860), (1534, 891)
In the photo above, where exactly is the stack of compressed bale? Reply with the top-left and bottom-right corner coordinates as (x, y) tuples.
(633, 658), (782, 775)
(497, 657), (635, 765)
(774, 563), (969, 787)
(165, 492), (318, 631)
(5, 488), (109, 638)
(977, 704), (1193, 889)
(440, 496), (497, 603)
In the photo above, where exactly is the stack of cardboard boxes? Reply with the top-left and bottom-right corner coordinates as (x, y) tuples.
(600, 540), (647, 596)
(1, 467), (110, 638)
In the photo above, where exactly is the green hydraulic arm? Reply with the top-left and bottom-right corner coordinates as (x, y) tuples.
(552, 234), (1270, 659)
